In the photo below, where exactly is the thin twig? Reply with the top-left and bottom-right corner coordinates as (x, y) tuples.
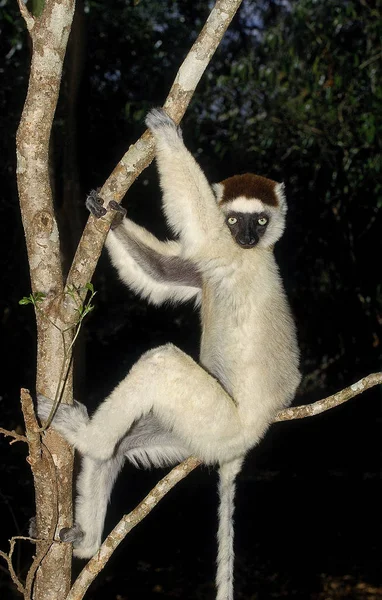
(16, 0), (34, 31)
(24, 539), (52, 600)
(0, 540), (26, 596)
(0, 535), (47, 598)
(276, 372), (382, 421)
(0, 427), (27, 444)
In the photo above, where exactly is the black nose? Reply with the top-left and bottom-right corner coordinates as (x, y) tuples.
(238, 236), (258, 247)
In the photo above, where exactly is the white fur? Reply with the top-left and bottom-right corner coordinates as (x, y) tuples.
(222, 197), (267, 214)
(216, 458), (243, 600)
(37, 109), (300, 600)
(212, 181), (224, 203)
(106, 218), (201, 306)
(73, 454), (125, 558)
(275, 181), (287, 212)
(146, 111), (231, 259)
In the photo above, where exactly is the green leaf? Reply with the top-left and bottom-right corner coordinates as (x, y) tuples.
(85, 282), (94, 294)
(19, 291), (46, 306)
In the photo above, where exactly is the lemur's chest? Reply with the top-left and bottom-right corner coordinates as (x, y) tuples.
(199, 267), (266, 376)
(199, 254), (268, 327)
(199, 253), (286, 378)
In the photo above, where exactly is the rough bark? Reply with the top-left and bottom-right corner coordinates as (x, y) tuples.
(15, 0), (76, 598)
(60, 0), (87, 268)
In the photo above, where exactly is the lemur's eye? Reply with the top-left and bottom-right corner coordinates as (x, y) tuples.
(227, 217), (237, 225)
(257, 217), (268, 226)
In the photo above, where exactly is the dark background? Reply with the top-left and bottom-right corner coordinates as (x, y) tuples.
(0, 0), (381, 598)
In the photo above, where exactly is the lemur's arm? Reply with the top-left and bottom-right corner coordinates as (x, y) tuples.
(145, 109), (230, 259)
(86, 194), (202, 306)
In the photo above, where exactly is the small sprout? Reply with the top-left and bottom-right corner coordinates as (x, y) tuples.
(85, 282), (94, 294)
(76, 283), (96, 320)
(19, 292), (46, 306)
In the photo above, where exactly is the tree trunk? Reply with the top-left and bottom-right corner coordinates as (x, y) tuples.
(16, 1), (76, 598)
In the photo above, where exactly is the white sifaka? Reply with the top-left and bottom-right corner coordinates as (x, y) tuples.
(38, 108), (301, 600)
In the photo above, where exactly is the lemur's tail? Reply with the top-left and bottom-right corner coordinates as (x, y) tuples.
(216, 457), (243, 600)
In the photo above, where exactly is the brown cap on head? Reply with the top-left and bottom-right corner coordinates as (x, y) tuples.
(219, 174), (279, 207)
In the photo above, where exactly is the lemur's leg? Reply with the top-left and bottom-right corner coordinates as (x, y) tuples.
(43, 410), (188, 558)
(36, 398), (124, 558)
(119, 414), (189, 468)
(60, 453), (125, 559)
(38, 345), (243, 465)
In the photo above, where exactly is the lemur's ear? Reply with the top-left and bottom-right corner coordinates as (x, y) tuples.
(275, 182), (287, 216)
(212, 182), (224, 204)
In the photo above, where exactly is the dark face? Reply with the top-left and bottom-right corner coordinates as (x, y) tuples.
(225, 211), (270, 248)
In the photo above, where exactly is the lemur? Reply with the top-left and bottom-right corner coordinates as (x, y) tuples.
(38, 108), (300, 600)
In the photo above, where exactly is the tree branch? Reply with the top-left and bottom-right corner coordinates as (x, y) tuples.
(0, 539), (26, 596)
(66, 0), (244, 296)
(0, 428), (27, 444)
(276, 372), (382, 421)
(65, 457), (201, 600)
(0, 535), (50, 599)
(16, 0), (34, 31)
(65, 372), (381, 599)
(12, 2), (244, 597)
(16, 0), (76, 400)
(14, 1), (245, 597)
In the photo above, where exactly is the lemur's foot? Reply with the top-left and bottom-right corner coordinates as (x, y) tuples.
(60, 525), (100, 559)
(60, 524), (84, 545)
(37, 395), (89, 445)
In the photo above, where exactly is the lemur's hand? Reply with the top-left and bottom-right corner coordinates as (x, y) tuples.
(85, 190), (126, 229)
(108, 200), (127, 230)
(85, 189), (107, 218)
(145, 108), (183, 141)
